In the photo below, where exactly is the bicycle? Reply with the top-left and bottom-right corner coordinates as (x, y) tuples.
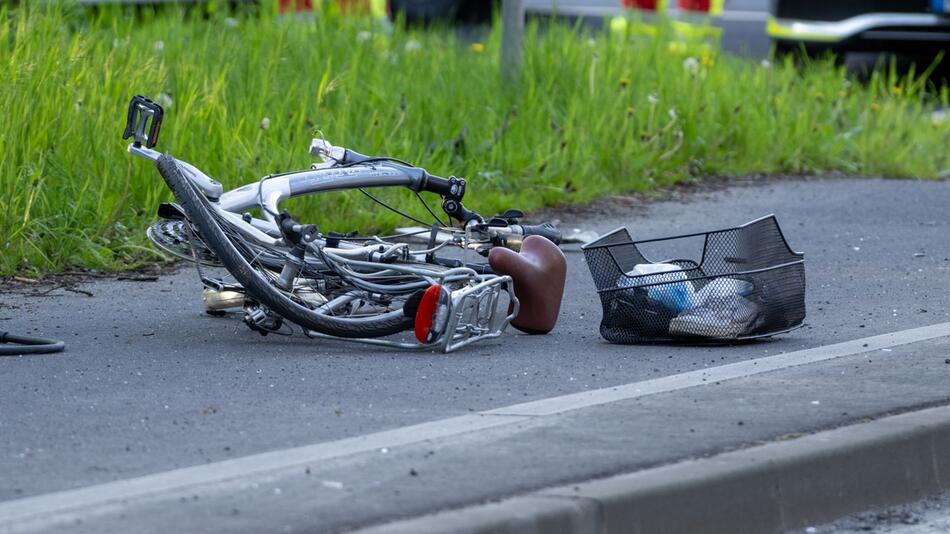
(123, 95), (567, 352)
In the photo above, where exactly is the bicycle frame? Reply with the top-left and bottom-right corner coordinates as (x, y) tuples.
(128, 137), (520, 353)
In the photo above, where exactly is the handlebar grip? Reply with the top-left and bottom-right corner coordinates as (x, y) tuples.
(520, 223), (562, 245)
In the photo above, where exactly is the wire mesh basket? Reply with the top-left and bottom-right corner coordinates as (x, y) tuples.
(582, 215), (805, 344)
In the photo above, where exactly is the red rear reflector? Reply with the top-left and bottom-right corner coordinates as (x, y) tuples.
(622, 0), (660, 10)
(414, 284), (443, 343)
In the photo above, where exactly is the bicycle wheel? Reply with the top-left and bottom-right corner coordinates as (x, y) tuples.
(155, 154), (414, 339)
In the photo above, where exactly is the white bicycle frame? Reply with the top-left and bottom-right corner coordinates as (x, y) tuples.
(129, 142), (520, 353)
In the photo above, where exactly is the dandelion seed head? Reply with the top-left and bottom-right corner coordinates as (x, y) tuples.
(156, 93), (173, 109)
(682, 57), (699, 76)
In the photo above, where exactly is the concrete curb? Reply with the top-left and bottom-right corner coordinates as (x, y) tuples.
(356, 404), (950, 534)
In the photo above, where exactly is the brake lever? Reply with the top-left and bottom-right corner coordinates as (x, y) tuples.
(309, 138), (346, 164)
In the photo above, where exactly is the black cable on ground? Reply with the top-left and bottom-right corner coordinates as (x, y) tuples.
(0, 331), (65, 355)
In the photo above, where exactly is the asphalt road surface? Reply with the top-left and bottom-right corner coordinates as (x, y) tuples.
(3, 176), (950, 510)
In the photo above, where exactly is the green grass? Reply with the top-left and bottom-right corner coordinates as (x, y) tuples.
(2, 4), (949, 276)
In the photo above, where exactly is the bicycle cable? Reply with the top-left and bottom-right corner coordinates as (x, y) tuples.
(415, 191), (447, 227)
(337, 157), (450, 228)
(258, 156), (448, 229)
(358, 188), (437, 228)
(0, 331), (65, 356)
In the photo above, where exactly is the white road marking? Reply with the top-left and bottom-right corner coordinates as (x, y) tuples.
(3, 322), (950, 530)
(0, 414), (531, 530)
(487, 323), (950, 416)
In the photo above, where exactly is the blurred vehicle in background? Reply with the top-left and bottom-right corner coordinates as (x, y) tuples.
(38, 0), (494, 21)
(768, 0), (950, 56)
(280, 0), (495, 21)
(623, 0), (723, 16)
(389, 0), (496, 22)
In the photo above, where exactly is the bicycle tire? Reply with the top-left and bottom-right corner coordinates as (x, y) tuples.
(0, 331), (65, 355)
(155, 154), (414, 339)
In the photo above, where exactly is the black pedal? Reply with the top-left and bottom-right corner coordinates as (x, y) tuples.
(123, 95), (164, 148)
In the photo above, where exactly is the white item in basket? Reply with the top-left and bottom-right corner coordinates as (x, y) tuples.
(669, 294), (764, 339)
(693, 278), (754, 304)
(618, 263), (695, 313)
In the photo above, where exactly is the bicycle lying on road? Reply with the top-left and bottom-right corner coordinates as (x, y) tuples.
(124, 95), (567, 352)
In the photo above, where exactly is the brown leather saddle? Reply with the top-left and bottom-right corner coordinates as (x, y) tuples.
(488, 235), (567, 334)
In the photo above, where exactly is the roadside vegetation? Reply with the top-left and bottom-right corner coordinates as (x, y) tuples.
(2, 4), (949, 276)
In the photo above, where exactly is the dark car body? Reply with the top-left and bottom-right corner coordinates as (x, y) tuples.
(768, 0), (950, 54)
(389, 0), (495, 22)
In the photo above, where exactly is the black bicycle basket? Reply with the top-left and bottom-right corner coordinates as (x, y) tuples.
(582, 215), (805, 343)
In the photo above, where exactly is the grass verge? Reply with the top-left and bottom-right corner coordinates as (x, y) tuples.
(1, 4), (949, 276)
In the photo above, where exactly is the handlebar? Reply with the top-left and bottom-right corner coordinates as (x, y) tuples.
(518, 222), (562, 245)
(332, 144), (465, 205)
(469, 221), (562, 253)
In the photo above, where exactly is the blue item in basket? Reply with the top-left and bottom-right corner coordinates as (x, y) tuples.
(618, 263), (694, 313)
